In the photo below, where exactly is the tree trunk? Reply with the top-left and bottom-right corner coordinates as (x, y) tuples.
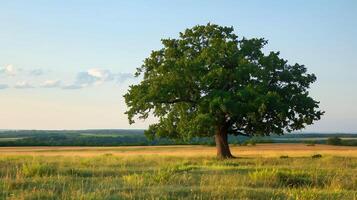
(215, 126), (235, 159)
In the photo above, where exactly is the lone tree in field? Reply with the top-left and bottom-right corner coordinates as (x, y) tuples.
(124, 24), (324, 158)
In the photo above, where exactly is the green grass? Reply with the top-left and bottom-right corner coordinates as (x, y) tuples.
(0, 154), (356, 199)
(0, 138), (25, 142)
(79, 133), (122, 138)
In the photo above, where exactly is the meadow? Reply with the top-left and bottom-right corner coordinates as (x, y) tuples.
(0, 144), (356, 200)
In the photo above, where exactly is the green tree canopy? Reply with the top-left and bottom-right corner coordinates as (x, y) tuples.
(124, 23), (324, 158)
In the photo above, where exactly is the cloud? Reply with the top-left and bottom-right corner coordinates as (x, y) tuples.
(0, 65), (17, 76)
(117, 73), (134, 83)
(62, 84), (83, 90)
(62, 69), (112, 89)
(75, 71), (99, 87)
(88, 69), (114, 82)
(14, 81), (34, 89)
(1, 65), (46, 77)
(77, 69), (114, 86)
(41, 80), (61, 88)
(29, 69), (44, 76)
(0, 67), (135, 90)
(63, 68), (133, 89)
(0, 84), (9, 89)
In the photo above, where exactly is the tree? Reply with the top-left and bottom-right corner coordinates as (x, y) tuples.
(124, 23), (324, 158)
(327, 137), (342, 145)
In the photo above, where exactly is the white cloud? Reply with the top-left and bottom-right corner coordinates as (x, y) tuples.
(29, 69), (44, 76)
(88, 69), (114, 82)
(0, 65), (46, 77)
(41, 80), (61, 88)
(63, 68), (133, 89)
(62, 84), (83, 90)
(79, 69), (114, 86)
(74, 71), (98, 87)
(0, 65), (17, 76)
(62, 69), (109, 89)
(0, 67), (134, 90)
(0, 84), (9, 89)
(14, 81), (34, 89)
(117, 73), (134, 83)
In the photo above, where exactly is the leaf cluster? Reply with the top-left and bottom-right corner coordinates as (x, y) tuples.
(124, 23), (324, 140)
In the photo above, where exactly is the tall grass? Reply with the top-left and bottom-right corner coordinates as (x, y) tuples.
(0, 154), (356, 199)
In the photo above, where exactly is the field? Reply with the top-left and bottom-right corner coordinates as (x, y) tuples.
(0, 144), (356, 200)
(1, 130), (357, 147)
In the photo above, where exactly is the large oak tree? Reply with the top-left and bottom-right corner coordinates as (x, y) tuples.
(124, 24), (324, 158)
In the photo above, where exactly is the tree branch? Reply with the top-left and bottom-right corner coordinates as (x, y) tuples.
(156, 98), (196, 104)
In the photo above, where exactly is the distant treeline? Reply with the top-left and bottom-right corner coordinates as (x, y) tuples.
(0, 130), (356, 146)
(0, 130), (213, 146)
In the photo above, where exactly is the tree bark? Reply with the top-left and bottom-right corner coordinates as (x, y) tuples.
(215, 125), (235, 159)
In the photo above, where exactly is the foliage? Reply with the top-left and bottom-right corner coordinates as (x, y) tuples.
(305, 140), (316, 146)
(21, 162), (57, 177)
(312, 154), (322, 159)
(327, 137), (343, 145)
(124, 23), (324, 143)
(1, 130), (357, 146)
(325, 136), (357, 146)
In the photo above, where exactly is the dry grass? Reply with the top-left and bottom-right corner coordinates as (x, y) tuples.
(0, 144), (356, 157)
(0, 144), (356, 199)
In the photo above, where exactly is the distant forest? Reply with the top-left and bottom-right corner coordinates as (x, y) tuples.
(0, 129), (356, 146)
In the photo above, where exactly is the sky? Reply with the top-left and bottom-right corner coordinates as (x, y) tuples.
(0, 0), (356, 132)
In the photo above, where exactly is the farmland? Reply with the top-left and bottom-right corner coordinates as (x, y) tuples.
(0, 144), (356, 199)
(1, 130), (357, 146)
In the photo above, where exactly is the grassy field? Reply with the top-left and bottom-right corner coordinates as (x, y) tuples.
(0, 144), (356, 200)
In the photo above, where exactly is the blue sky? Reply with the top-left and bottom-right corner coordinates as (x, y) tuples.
(0, 0), (356, 131)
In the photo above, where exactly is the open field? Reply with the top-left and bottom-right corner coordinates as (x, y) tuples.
(0, 144), (356, 199)
(1, 130), (357, 147)
(0, 144), (356, 157)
